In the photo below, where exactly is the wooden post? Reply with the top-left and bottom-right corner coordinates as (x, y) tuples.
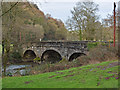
(113, 2), (116, 47)
(118, 1), (120, 57)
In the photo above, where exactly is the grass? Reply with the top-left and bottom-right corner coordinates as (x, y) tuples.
(87, 42), (98, 50)
(87, 42), (109, 50)
(2, 60), (119, 88)
(0, 78), (2, 90)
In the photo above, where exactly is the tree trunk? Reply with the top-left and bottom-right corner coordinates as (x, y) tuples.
(79, 29), (82, 41)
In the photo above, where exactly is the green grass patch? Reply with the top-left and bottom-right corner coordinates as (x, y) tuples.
(87, 42), (108, 50)
(87, 42), (98, 50)
(0, 77), (2, 90)
(2, 60), (119, 88)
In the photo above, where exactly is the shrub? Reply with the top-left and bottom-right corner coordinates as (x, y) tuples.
(76, 55), (90, 65)
(76, 45), (117, 65)
(33, 57), (40, 61)
(33, 57), (41, 63)
(9, 51), (22, 63)
(59, 57), (68, 63)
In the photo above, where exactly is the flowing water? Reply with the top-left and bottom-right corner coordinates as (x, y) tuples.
(2, 62), (39, 76)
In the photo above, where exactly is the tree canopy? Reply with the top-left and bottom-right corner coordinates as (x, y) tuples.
(66, 1), (100, 40)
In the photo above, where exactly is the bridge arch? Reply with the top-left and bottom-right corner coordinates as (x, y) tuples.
(69, 52), (86, 61)
(41, 49), (62, 63)
(23, 50), (37, 61)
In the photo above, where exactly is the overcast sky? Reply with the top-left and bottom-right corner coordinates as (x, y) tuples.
(29, 0), (119, 24)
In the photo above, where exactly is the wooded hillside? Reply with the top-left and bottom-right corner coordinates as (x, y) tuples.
(2, 2), (68, 44)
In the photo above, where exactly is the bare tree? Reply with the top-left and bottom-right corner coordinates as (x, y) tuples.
(66, 1), (99, 40)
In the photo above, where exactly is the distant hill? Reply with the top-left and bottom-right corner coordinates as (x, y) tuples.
(2, 2), (68, 44)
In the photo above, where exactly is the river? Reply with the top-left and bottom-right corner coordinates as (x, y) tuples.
(2, 62), (39, 76)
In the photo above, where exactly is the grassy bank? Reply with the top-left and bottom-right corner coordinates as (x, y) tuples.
(2, 60), (119, 88)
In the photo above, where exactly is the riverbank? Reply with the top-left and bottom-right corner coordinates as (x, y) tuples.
(2, 60), (119, 88)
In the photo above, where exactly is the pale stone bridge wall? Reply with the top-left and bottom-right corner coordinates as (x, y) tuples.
(22, 41), (89, 62)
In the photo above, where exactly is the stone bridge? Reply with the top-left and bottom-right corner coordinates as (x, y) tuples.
(22, 41), (90, 63)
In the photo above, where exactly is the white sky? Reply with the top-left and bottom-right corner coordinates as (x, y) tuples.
(28, 0), (119, 24)
(29, 0), (118, 2)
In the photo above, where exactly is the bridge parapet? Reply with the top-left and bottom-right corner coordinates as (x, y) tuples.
(29, 41), (88, 49)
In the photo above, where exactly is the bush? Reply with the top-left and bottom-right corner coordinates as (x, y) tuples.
(77, 45), (117, 65)
(10, 52), (22, 60)
(9, 51), (22, 63)
(76, 56), (90, 65)
(33, 57), (41, 63)
(29, 59), (73, 74)
(59, 57), (68, 63)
